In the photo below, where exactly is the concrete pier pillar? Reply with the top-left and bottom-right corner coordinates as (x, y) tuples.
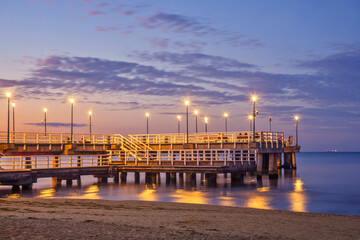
(283, 153), (291, 169)
(268, 154), (278, 178)
(98, 177), (107, 183)
(191, 173), (197, 187)
(256, 153), (263, 175)
(156, 173), (161, 185)
(145, 172), (151, 184)
(120, 172), (127, 184)
(52, 178), (61, 188)
(134, 172), (140, 184)
(276, 153), (281, 168)
(291, 153), (297, 169)
(22, 184), (32, 190)
(12, 185), (20, 191)
(231, 173), (244, 186)
(178, 173), (184, 187)
(77, 176), (82, 186)
(66, 179), (73, 187)
(205, 173), (217, 188)
(166, 173), (171, 185)
(170, 173), (177, 185)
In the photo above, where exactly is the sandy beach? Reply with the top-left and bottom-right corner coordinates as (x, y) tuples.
(0, 199), (359, 239)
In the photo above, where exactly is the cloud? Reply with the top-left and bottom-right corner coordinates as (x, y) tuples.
(94, 26), (118, 32)
(24, 122), (87, 127)
(88, 10), (105, 16)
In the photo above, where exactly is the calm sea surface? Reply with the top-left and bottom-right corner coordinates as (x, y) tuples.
(1, 152), (360, 216)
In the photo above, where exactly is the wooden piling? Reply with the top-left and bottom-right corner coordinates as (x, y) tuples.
(134, 172), (140, 184)
(120, 172), (127, 184)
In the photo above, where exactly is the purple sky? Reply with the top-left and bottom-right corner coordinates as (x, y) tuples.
(0, 0), (359, 151)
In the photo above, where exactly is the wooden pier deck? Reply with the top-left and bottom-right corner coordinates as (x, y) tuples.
(0, 130), (300, 189)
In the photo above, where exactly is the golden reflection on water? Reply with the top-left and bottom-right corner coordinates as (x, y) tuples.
(289, 178), (307, 212)
(246, 195), (273, 210)
(218, 196), (236, 207)
(138, 188), (157, 201)
(38, 189), (55, 198)
(171, 189), (208, 204)
(257, 187), (270, 192)
(6, 193), (20, 199)
(67, 185), (101, 199)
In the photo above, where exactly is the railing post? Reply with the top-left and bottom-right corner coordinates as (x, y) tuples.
(20, 156), (23, 169)
(197, 150), (200, 166)
(12, 156), (15, 170)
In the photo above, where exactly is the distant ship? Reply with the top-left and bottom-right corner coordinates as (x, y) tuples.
(326, 150), (338, 152)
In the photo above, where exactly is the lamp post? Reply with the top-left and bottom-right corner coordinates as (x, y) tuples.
(177, 115), (181, 134)
(248, 115), (253, 132)
(6, 92), (11, 144)
(251, 96), (257, 143)
(269, 116), (272, 132)
(88, 111), (92, 136)
(185, 100), (190, 144)
(295, 115), (299, 146)
(204, 117), (208, 133)
(194, 109), (198, 133)
(43, 108), (47, 135)
(12, 102), (15, 133)
(224, 113), (228, 133)
(145, 112), (149, 135)
(70, 98), (75, 143)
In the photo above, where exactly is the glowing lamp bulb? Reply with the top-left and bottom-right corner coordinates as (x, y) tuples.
(185, 100), (190, 106)
(145, 112), (149, 117)
(194, 110), (198, 115)
(70, 98), (75, 103)
(89, 111), (92, 116)
(204, 117), (208, 123)
(177, 115), (181, 120)
(224, 113), (228, 117)
(6, 92), (11, 98)
(252, 96), (257, 102)
(11, 102), (15, 107)
(43, 108), (47, 113)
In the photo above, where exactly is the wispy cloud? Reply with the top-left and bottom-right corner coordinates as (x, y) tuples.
(24, 122), (87, 127)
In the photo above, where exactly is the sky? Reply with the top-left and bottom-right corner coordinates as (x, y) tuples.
(0, 0), (359, 151)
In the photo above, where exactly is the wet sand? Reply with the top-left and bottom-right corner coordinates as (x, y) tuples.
(0, 199), (359, 239)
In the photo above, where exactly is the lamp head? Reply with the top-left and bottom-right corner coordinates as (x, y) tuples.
(6, 92), (11, 98)
(204, 117), (208, 123)
(43, 108), (47, 113)
(145, 112), (149, 117)
(194, 109), (198, 115)
(177, 115), (181, 120)
(185, 100), (190, 106)
(224, 113), (228, 118)
(11, 102), (15, 107)
(252, 95), (257, 102)
(69, 98), (75, 104)
(295, 115), (299, 121)
(89, 111), (92, 116)
(248, 115), (253, 120)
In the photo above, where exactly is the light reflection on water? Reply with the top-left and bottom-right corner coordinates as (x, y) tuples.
(1, 153), (360, 216)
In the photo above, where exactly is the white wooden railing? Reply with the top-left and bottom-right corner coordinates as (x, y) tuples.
(0, 131), (121, 144)
(109, 149), (257, 166)
(0, 154), (109, 170)
(130, 131), (285, 147)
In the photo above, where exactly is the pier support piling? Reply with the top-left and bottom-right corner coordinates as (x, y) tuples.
(134, 172), (140, 184)
(120, 172), (127, 184)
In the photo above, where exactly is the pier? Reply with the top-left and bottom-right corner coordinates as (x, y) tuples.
(0, 130), (300, 190)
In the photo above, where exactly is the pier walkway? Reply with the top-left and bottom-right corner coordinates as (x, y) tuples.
(0, 130), (299, 189)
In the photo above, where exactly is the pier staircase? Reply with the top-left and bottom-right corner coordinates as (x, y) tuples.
(109, 134), (154, 163)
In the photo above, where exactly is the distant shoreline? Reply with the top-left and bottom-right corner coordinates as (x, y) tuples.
(0, 199), (359, 239)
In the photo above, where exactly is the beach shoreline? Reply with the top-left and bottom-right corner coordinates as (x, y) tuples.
(0, 198), (359, 239)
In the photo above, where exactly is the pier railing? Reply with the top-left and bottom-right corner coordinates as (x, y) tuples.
(0, 154), (110, 170)
(109, 149), (257, 166)
(129, 131), (285, 148)
(0, 131), (121, 145)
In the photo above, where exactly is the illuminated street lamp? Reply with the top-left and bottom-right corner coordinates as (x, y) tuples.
(145, 112), (149, 135)
(6, 92), (11, 143)
(251, 95), (258, 143)
(12, 102), (15, 133)
(88, 111), (92, 136)
(177, 115), (181, 134)
(194, 109), (199, 133)
(269, 116), (272, 132)
(224, 112), (228, 133)
(248, 115), (253, 132)
(295, 115), (299, 146)
(69, 98), (75, 143)
(185, 100), (190, 143)
(204, 117), (208, 133)
(43, 108), (47, 135)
